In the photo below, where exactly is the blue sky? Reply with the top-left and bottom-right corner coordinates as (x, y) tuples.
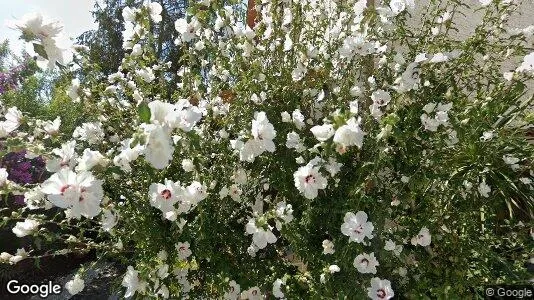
(0, 0), (98, 54)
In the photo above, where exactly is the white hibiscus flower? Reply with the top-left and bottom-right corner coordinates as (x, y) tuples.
(384, 239), (403, 256)
(149, 179), (182, 218)
(175, 18), (200, 42)
(113, 138), (144, 172)
(65, 274), (85, 295)
(76, 149), (107, 171)
(73, 122), (105, 145)
(9, 248), (29, 264)
(411, 227), (432, 247)
(143, 124), (174, 169)
(46, 140), (77, 172)
(146, 2), (163, 23)
(169, 100), (203, 132)
(0, 107), (23, 136)
(294, 163), (328, 199)
(310, 124), (335, 142)
(272, 278), (285, 298)
(251, 111), (277, 152)
(101, 209), (118, 232)
(0, 168), (9, 187)
(10, 13), (72, 69)
(367, 277), (394, 300)
(353, 252), (379, 274)
(41, 168), (103, 219)
(67, 79), (80, 102)
(223, 280), (241, 300)
(333, 117), (365, 149)
(176, 242), (192, 260)
(478, 180), (491, 198)
(184, 181), (208, 207)
(246, 218), (277, 249)
(241, 286), (262, 300)
(122, 266), (141, 298)
(12, 219), (40, 237)
(341, 211), (374, 243)
(322, 239), (335, 255)
(516, 52), (534, 73)
(148, 100), (175, 126)
(232, 112), (276, 162)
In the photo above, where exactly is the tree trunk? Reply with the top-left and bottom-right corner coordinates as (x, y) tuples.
(247, 0), (257, 29)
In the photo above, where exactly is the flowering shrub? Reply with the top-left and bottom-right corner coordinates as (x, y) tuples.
(1, 150), (47, 185)
(0, 150), (47, 205)
(0, 65), (25, 95)
(1, 0), (533, 298)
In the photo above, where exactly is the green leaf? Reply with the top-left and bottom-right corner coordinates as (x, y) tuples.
(106, 166), (123, 175)
(138, 102), (151, 123)
(32, 43), (48, 59)
(382, 113), (400, 126)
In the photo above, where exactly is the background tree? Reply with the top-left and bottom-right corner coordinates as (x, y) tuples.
(77, 0), (189, 83)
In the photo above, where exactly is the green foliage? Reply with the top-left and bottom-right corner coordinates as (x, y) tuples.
(45, 77), (85, 134)
(1, 75), (47, 117)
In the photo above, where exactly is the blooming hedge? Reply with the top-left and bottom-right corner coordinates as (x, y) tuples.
(1, 0), (533, 299)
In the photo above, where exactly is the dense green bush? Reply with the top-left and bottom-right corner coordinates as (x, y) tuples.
(1, 0), (533, 299)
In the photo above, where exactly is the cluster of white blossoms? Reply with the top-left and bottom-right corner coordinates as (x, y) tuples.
(122, 2), (163, 50)
(420, 102), (453, 132)
(65, 274), (85, 296)
(72, 122), (105, 145)
(308, 100), (366, 156)
(10, 13), (72, 69)
(41, 168), (104, 219)
(120, 246), (196, 299)
(245, 217), (277, 254)
(219, 168), (248, 202)
(231, 112), (277, 162)
(0, 248), (29, 265)
(1, 0), (533, 298)
(338, 209), (428, 295)
(12, 218), (40, 237)
(1, 111), (108, 219)
(149, 179), (207, 221)
(120, 98), (203, 170)
(369, 89), (391, 120)
(245, 201), (294, 256)
(34, 116), (61, 137)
